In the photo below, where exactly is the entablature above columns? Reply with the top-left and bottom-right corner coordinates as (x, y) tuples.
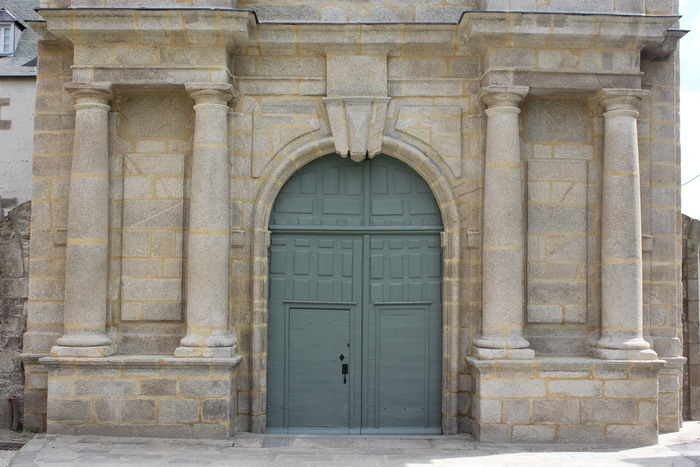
(36, 8), (255, 86)
(33, 9), (683, 96)
(461, 11), (680, 50)
(37, 8), (255, 45)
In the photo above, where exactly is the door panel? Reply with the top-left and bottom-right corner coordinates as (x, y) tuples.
(268, 154), (442, 434)
(287, 307), (351, 431)
(364, 235), (442, 433)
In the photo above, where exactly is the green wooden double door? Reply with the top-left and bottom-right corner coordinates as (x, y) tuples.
(267, 155), (443, 434)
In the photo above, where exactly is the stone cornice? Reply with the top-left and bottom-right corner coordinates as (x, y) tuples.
(34, 9), (680, 54)
(36, 8), (256, 45)
(461, 11), (681, 51)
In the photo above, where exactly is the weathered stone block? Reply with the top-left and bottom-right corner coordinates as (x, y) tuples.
(193, 423), (230, 439)
(134, 424), (191, 439)
(180, 379), (232, 398)
(548, 379), (602, 397)
(139, 379), (177, 397)
(559, 425), (605, 443)
(533, 399), (580, 423)
(606, 425), (657, 444)
(202, 399), (231, 423)
(122, 94), (193, 139)
(74, 379), (136, 397)
(159, 399), (199, 423)
(604, 379), (657, 398)
(48, 399), (91, 422)
(120, 399), (156, 423)
(479, 380), (546, 398)
(95, 398), (118, 423)
(474, 398), (501, 423)
(581, 400), (637, 423)
(477, 423), (510, 442)
(502, 400), (531, 424)
(512, 424), (557, 442)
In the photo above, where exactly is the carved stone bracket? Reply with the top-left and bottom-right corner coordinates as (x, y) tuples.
(322, 96), (390, 162)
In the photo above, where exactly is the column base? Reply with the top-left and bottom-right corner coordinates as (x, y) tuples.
(50, 344), (116, 358)
(174, 346), (235, 358)
(591, 348), (658, 360)
(473, 347), (535, 360)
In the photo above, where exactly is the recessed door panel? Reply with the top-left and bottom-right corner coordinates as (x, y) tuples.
(287, 307), (351, 431)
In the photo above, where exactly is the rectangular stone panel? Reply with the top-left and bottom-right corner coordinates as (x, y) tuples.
(121, 151), (185, 322)
(527, 159), (588, 324)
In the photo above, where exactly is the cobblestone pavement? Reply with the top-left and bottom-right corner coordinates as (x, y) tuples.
(2, 421), (699, 466)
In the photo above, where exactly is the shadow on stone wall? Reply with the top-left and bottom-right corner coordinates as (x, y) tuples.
(0, 201), (30, 430)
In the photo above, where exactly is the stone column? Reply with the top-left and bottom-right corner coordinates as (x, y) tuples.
(175, 83), (237, 358)
(592, 89), (657, 360)
(474, 85), (534, 360)
(51, 83), (115, 358)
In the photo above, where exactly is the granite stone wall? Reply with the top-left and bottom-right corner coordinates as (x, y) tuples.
(683, 215), (700, 420)
(0, 202), (30, 429)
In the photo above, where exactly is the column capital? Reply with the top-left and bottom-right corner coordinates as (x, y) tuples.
(478, 85), (529, 110)
(65, 82), (113, 109)
(186, 83), (239, 108)
(592, 88), (649, 116)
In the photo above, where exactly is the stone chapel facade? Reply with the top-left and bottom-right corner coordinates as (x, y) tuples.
(22, 0), (686, 444)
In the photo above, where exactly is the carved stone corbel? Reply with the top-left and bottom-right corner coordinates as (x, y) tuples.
(322, 96), (391, 162)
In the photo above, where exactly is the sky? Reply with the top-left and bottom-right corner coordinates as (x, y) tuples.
(680, 0), (700, 219)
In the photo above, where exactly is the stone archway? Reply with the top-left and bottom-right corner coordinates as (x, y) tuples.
(249, 136), (461, 434)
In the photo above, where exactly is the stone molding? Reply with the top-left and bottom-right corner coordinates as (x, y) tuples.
(478, 85), (529, 111)
(65, 82), (113, 109)
(185, 83), (238, 109)
(322, 96), (390, 162)
(591, 88), (649, 116)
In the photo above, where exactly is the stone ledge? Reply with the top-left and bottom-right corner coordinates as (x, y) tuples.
(467, 356), (667, 372)
(39, 354), (242, 369)
(36, 433), (235, 446)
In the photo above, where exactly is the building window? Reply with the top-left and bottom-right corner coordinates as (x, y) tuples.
(0, 23), (13, 55)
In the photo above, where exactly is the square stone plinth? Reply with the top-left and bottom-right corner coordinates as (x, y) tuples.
(40, 355), (241, 439)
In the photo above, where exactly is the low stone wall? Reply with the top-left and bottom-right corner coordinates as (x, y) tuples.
(0, 202), (30, 429)
(42, 356), (241, 439)
(467, 357), (665, 444)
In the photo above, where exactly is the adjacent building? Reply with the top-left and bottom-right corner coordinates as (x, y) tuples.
(0, 0), (38, 217)
(22, 0), (687, 444)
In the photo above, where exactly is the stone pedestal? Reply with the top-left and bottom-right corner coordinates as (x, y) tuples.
(42, 355), (241, 438)
(51, 83), (115, 358)
(175, 84), (238, 358)
(474, 86), (534, 360)
(468, 357), (664, 444)
(591, 89), (657, 361)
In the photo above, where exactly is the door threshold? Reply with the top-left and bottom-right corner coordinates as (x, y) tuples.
(232, 433), (475, 450)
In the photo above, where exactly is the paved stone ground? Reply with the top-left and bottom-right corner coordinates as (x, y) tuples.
(1, 422), (699, 466)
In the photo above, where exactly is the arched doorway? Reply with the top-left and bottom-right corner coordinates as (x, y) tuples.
(266, 154), (443, 434)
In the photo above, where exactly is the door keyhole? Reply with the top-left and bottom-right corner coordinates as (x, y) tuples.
(341, 363), (349, 384)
